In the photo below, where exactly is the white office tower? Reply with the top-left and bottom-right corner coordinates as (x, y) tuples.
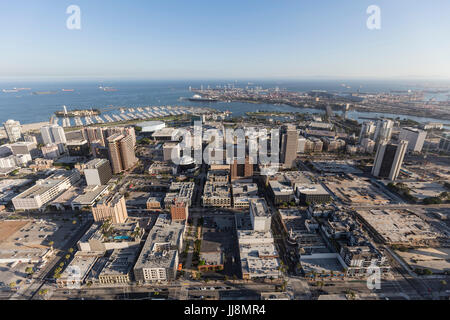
(41, 124), (67, 153)
(372, 140), (408, 181)
(398, 127), (427, 152)
(84, 158), (113, 186)
(373, 119), (394, 145)
(3, 119), (22, 142)
(358, 121), (376, 143)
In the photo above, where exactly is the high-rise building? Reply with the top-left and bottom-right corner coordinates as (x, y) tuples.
(3, 119), (22, 142)
(84, 127), (106, 146)
(280, 125), (298, 169)
(359, 121), (376, 143)
(373, 119), (394, 145)
(170, 202), (189, 221)
(107, 134), (124, 174)
(398, 127), (427, 152)
(84, 158), (113, 186)
(40, 124), (67, 153)
(66, 140), (90, 157)
(120, 134), (137, 170)
(12, 170), (81, 211)
(372, 140), (408, 181)
(107, 133), (137, 174)
(92, 193), (128, 224)
(230, 156), (253, 180)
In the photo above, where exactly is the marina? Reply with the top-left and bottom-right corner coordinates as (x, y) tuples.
(52, 105), (211, 128)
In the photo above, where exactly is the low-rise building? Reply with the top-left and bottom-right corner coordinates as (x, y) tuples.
(231, 180), (259, 208)
(97, 245), (141, 284)
(71, 185), (110, 210)
(77, 220), (143, 252)
(202, 181), (231, 207)
(146, 196), (162, 209)
(12, 169), (81, 211)
(41, 144), (60, 159)
(164, 182), (195, 208)
(296, 184), (331, 205)
(268, 180), (294, 205)
(237, 230), (280, 280)
(29, 158), (54, 172)
(57, 251), (101, 288)
(148, 161), (177, 175)
(133, 214), (184, 283)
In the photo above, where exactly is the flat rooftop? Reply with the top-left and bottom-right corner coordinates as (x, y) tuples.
(249, 198), (271, 217)
(99, 245), (140, 276)
(357, 209), (444, 245)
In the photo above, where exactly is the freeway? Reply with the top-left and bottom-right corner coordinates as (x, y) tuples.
(48, 281), (279, 300)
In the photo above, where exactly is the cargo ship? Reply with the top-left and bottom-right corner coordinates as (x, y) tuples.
(99, 85), (118, 92)
(188, 94), (218, 102)
(62, 89), (75, 92)
(32, 91), (57, 95)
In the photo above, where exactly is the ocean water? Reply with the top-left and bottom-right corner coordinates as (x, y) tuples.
(0, 80), (449, 126)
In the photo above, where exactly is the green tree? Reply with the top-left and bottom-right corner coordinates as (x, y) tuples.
(38, 289), (48, 296)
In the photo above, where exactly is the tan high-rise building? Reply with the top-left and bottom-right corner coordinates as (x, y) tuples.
(107, 133), (137, 174)
(280, 125), (298, 169)
(120, 134), (138, 170)
(92, 193), (128, 224)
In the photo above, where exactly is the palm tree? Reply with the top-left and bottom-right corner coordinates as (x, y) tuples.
(38, 289), (48, 297)
(439, 280), (447, 295)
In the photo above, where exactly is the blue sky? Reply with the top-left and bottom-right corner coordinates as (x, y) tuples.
(1, 0), (449, 80)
